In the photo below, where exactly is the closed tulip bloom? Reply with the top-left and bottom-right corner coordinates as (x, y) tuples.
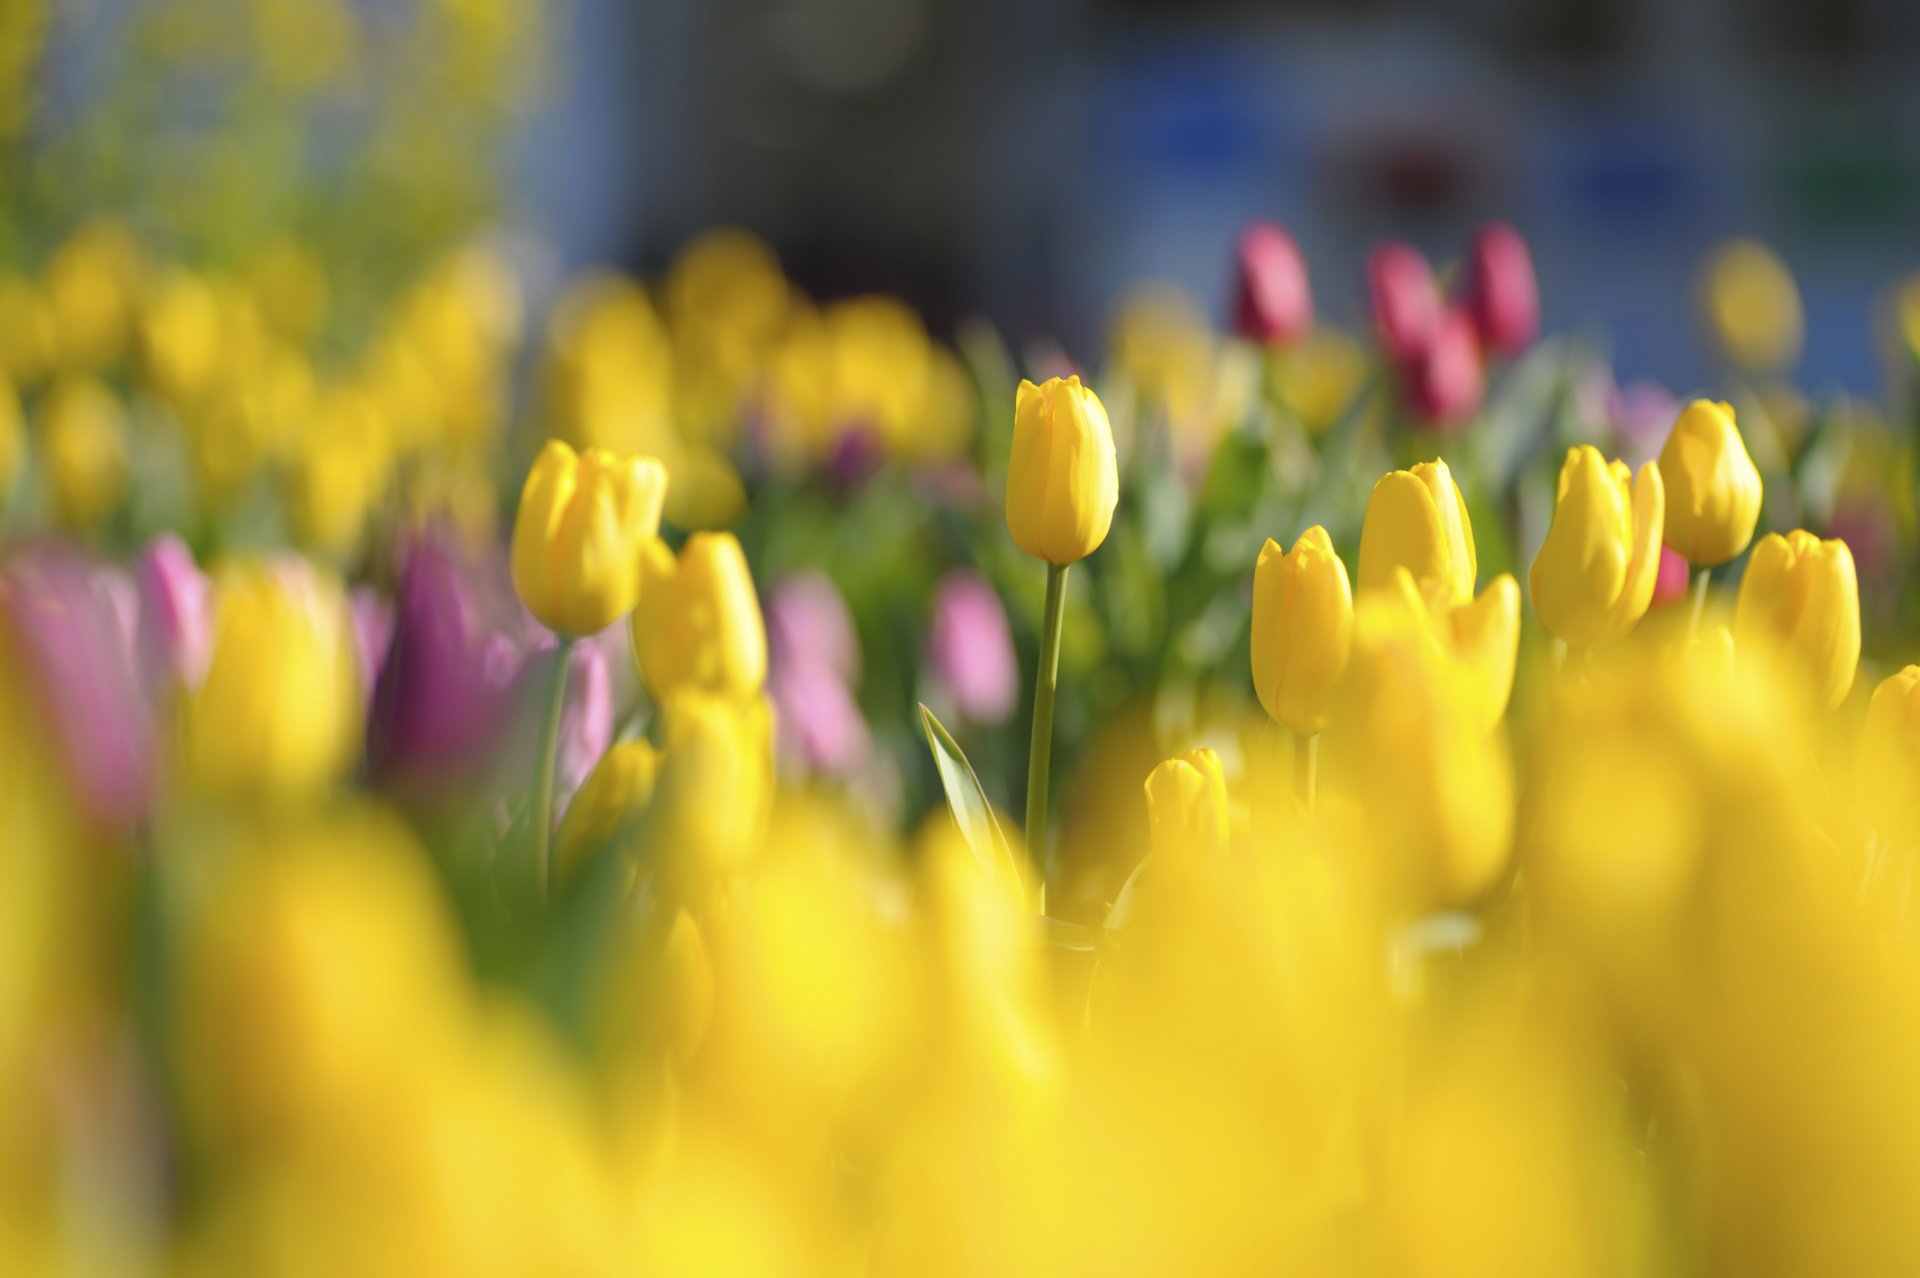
(1732, 530), (1860, 712)
(1861, 667), (1920, 844)
(1404, 305), (1484, 428)
(632, 531), (768, 703)
(1659, 400), (1762, 567)
(1144, 748), (1230, 858)
(555, 739), (661, 884)
(1367, 241), (1439, 364)
(1442, 573), (1523, 736)
(1005, 375), (1118, 565)
(1231, 221), (1313, 347)
(1251, 526), (1353, 734)
(1357, 459), (1477, 605)
(653, 690), (775, 900)
(1464, 222), (1539, 357)
(1529, 447), (1665, 647)
(510, 439), (668, 636)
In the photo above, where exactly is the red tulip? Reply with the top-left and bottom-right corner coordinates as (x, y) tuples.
(1367, 241), (1439, 363)
(1465, 222), (1539, 357)
(1232, 221), (1312, 346)
(1405, 305), (1483, 428)
(1651, 545), (1691, 607)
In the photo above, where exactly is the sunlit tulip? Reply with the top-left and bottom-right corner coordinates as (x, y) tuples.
(1251, 526), (1353, 734)
(1659, 400), (1762, 567)
(38, 377), (129, 531)
(1367, 241), (1439, 364)
(1404, 305), (1484, 428)
(556, 739), (660, 883)
(1733, 530), (1860, 712)
(1440, 573), (1523, 736)
(1231, 221), (1312, 347)
(1529, 446), (1665, 647)
(510, 440), (668, 636)
(1357, 459), (1477, 605)
(1464, 221), (1539, 357)
(1700, 238), (1803, 373)
(1144, 748), (1230, 859)
(1005, 375), (1118, 565)
(632, 531), (768, 703)
(653, 690), (775, 901)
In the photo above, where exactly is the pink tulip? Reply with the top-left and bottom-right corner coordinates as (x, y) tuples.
(928, 570), (1018, 725)
(1404, 305), (1484, 428)
(1651, 545), (1691, 607)
(1465, 222), (1539, 357)
(1367, 241), (1440, 364)
(1231, 221), (1313, 346)
(133, 533), (211, 692)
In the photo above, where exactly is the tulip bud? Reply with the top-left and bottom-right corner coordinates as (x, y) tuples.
(556, 739), (661, 884)
(510, 439), (668, 636)
(1658, 400), (1762, 567)
(1860, 667), (1920, 845)
(1732, 530), (1859, 712)
(1367, 242), (1439, 364)
(1357, 459), (1477, 605)
(1144, 748), (1230, 859)
(1403, 305), (1484, 428)
(1005, 376), (1118, 565)
(1529, 447), (1665, 647)
(39, 377), (129, 531)
(1700, 238), (1803, 373)
(1231, 221), (1312, 347)
(631, 531), (768, 703)
(653, 690), (776, 901)
(1251, 526), (1353, 734)
(1464, 222), (1539, 358)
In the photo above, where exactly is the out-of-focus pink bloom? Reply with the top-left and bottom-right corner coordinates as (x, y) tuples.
(1609, 380), (1679, 466)
(770, 662), (870, 775)
(1, 545), (154, 830)
(368, 537), (525, 791)
(1651, 545), (1691, 607)
(767, 572), (860, 685)
(524, 637), (611, 810)
(133, 533), (211, 692)
(1404, 305), (1484, 428)
(928, 570), (1018, 725)
(1367, 241), (1439, 364)
(349, 586), (393, 707)
(1465, 222), (1539, 358)
(1232, 221), (1313, 347)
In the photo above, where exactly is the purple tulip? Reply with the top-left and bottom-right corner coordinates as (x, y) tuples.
(0, 545), (154, 830)
(927, 570), (1017, 725)
(133, 533), (211, 692)
(556, 637), (611, 802)
(1232, 221), (1313, 347)
(367, 537), (524, 790)
(1609, 380), (1679, 467)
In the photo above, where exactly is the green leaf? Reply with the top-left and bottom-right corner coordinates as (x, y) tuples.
(918, 703), (1025, 899)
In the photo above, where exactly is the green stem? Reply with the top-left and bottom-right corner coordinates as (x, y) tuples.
(1026, 562), (1069, 879)
(533, 635), (575, 904)
(1688, 566), (1712, 638)
(1294, 731), (1319, 812)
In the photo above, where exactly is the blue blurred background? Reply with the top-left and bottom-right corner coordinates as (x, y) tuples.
(524, 0), (1920, 398)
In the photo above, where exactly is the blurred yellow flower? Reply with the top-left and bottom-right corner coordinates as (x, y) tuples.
(42, 218), (143, 373)
(1700, 237), (1804, 373)
(1660, 399), (1762, 567)
(1144, 747), (1230, 859)
(1529, 446), (1665, 647)
(1357, 458), (1477, 605)
(1861, 666), (1920, 847)
(37, 376), (128, 530)
(555, 738), (659, 885)
(1275, 324), (1367, 437)
(632, 531), (767, 702)
(1251, 525), (1353, 734)
(653, 690), (775, 902)
(1006, 375), (1118, 565)
(510, 440), (668, 637)
(1733, 530), (1860, 712)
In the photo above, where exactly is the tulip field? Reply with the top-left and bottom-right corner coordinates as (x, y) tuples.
(9, 7), (1920, 1276)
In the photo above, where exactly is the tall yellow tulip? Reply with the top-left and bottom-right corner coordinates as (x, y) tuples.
(1357, 459), (1476, 605)
(1144, 748), (1230, 859)
(1005, 376), (1118, 566)
(631, 531), (767, 703)
(1529, 446), (1665, 647)
(1251, 527), (1353, 735)
(510, 440), (668, 637)
(1733, 530), (1859, 712)
(1659, 400), (1761, 568)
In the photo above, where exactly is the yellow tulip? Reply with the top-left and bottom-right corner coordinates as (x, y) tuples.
(1251, 526), (1353, 734)
(179, 559), (363, 798)
(1357, 459), (1477, 605)
(1700, 238), (1803, 373)
(1144, 748), (1230, 858)
(510, 439), (668, 636)
(1861, 667), (1920, 846)
(556, 739), (660, 884)
(38, 376), (129, 531)
(138, 267), (226, 405)
(1733, 530), (1860, 712)
(1529, 446), (1665, 647)
(1005, 375), (1118, 565)
(1659, 400), (1762, 567)
(1440, 573), (1523, 736)
(43, 218), (143, 373)
(631, 531), (767, 702)
(652, 691), (775, 901)
(0, 373), (23, 498)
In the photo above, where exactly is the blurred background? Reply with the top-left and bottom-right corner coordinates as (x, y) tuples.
(529, 0), (1920, 395)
